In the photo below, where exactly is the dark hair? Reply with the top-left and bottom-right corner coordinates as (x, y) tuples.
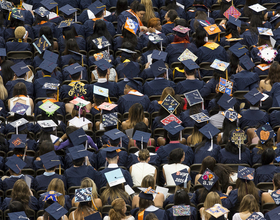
(109, 138), (121, 146)
(197, 181), (221, 204)
(122, 28), (138, 49)
(220, 118), (238, 145)
(8, 17), (24, 28)
(120, 41), (139, 62)
(168, 148), (184, 164)
(1, 60), (14, 85)
(39, 26), (54, 49)
(168, 132), (180, 141)
(145, 213), (158, 220)
(38, 140), (54, 156)
(130, 0), (146, 12)
(73, 157), (85, 166)
(249, 13), (263, 34)
(13, 82), (27, 96)
(195, 28), (206, 48)
(66, 126), (79, 136)
(63, 38), (80, 55)
(9, 201), (25, 213)
(116, 0), (128, 16)
(167, 9), (178, 22)
(34, 14), (48, 25)
(261, 148), (275, 165)
(146, 40), (160, 51)
(199, 156), (216, 174)
(174, 190), (190, 205)
(213, 164), (233, 192)
(220, 1), (231, 16)
(64, 26), (78, 41)
(225, 133), (246, 154)
(229, 54), (239, 77)
(243, 0), (258, 18)
(162, 0), (177, 11)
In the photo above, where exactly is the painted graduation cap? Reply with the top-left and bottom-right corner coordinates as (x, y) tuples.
(204, 24), (221, 35)
(163, 121), (184, 135)
(161, 94), (180, 114)
(64, 63), (83, 76)
(102, 146), (121, 158)
(6, 154), (26, 174)
(171, 168), (191, 188)
(198, 168), (219, 191)
(173, 205), (191, 217)
(84, 212), (102, 220)
(173, 25), (190, 37)
(217, 77), (233, 96)
(105, 128), (125, 141)
(98, 102), (117, 111)
(257, 46), (277, 63)
(0, 48), (6, 57)
(230, 128), (247, 147)
(58, 19), (73, 28)
(178, 48), (198, 62)
(37, 120), (57, 130)
(217, 93), (237, 110)
(223, 6), (241, 20)
(43, 50), (59, 63)
(270, 189), (280, 205)
(248, 3), (266, 13)
(8, 212), (29, 220)
(239, 54), (255, 70)
(40, 150), (61, 170)
(182, 59), (199, 71)
(39, 59), (58, 73)
(104, 168), (126, 187)
(205, 204), (229, 219)
(124, 17), (138, 35)
(255, 123), (275, 144)
(229, 42), (248, 58)
(93, 85), (109, 97)
(92, 36), (110, 50)
(39, 100), (60, 116)
(11, 61), (29, 77)
(151, 59), (167, 77)
(41, 191), (62, 202)
(237, 166), (255, 181)
(33, 35), (51, 54)
(45, 202), (68, 220)
(102, 112), (119, 127)
(88, 0), (105, 15)
(41, 0), (58, 10)
(9, 134), (27, 149)
(148, 33), (163, 44)
(0, 1), (13, 11)
(184, 89), (203, 106)
(133, 130), (151, 149)
(74, 187), (92, 202)
(42, 82), (59, 92)
(190, 112), (210, 123)
(258, 27), (273, 40)
(244, 88), (264, 105)
(151, 49), (168, 62)
(246, 212), (266, 220)
(34, 7), (50, 17)
(68, 128), (87, 146)
(11, 8), (24, 21)
(221, 108), (241, 122)
(210, 59), (229, 72)
(138, 187), (158, 200)
(121, 62), (139, 79)
(94, 59), (113, 71)
(9, 118), (29, 132)
(68, 144), (88, 161)
(11, 102), (29, 116)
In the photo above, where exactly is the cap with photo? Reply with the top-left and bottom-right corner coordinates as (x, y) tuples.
(163, 121), (184, 135)
(221, 108), (242, 122)
(64, 63), (83, 76)
(217, 77), (233, 96)
(239, 54), (255, 70)
(217, 93), (237, 110)
(94, 59), (113, 71)
(151, 50), (168, 62)
(198, 168), (219, 191)
(121, 62), (139, 79)
(210, 59), (229, 72)
(229, 42), (248, 58)
(88, 0), (105, 15)
(41, 0), (58, 11)
(34, 7), (50, 17)
(190, 112), (210, 123)
(257, 46), (277, 63)
(40, 151), (61, 170)
(45, 202), (68, 220)
(74, 187), (92, 202)
(41, 191), (62, 202)
(9, 134), (26, 149)
(182, 59), (199, 71)
(8, 212), (29, 220)
(33, 35), (51, 54)
(39, 100), (60, 116)
(171, 168), (191, 188)
(102, 147), (121, 158)
(68, 145), (87, 161)
(68, 128), (87, 146)
(184, 89), (204, 106)
(124, 17), (138, 35)
(206, 204), (229, 219)
(138, 187), (158, 200)
(92, 36), (110, 50)
(59, 4), (77, 15)
(102, 112), (119, 128)
(11, 61), (29, 77)
(11, 102), (29, 116)
(238, 166), (255, 181)
(255, 123), (275, 144)
(161, 94), (180, 114)
(6, 154), (26, 174)
(39, 59), (58, 74)
(173, 25), (190, 37)
(104, 168), (126, 187)
(105, 128), (125, 141)
(244, 88), (264, 105)
(204, 24), (221, 35)
(151, 59), (167, 77)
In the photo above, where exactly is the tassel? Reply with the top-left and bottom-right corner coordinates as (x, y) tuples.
(23, 148), (26, 161)
(78, 106), (81, 118)
(108, 97), (111, 104)
(141, 136), (143, 150)
(238, 137), (241, 161)
(81, 56), (84, 67)
(208, 131), (213, 151)
(202, 101), (204, 110)
(16, 125), (18, 135)
(75, 12), (77, 22)
(226, 69), (228, 80)
(59, 164), (61, 175)
(56, 6), (58, 15)
(91, 199), (98, 211)
(184, 173), (189, 188)
(166, 69), (169, 80)
(160, 41), (162, 51)
(120, 137), (122, 148)
(180, 131), (182, 141)
(8, 11), (12, 21)
(105, 160), (108, 168)
(20, 0), (22, 7)
(57, 87), (59, 102)
(218, 33), (220, 42)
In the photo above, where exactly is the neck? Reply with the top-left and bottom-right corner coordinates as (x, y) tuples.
(186, 75), (195, 79)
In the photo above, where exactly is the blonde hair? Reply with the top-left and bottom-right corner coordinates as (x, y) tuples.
(47, 178), (66, 207)
(108, 198), (126, 220)
(239, 194), (260, 213)
(141, 0), (155, 25)
(80, 177), (98, 199)
(203, 192), (222, 220)
(0, 76), (8, 100)
(138, 149), (150, 161)
(15, 26), (26, 39)
(160, 87), (175, 101)
(190, 127), (203, 146)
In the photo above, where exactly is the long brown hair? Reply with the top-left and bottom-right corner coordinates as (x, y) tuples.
(160, 87), (175, 101)
(73, 202), (99, 220)
(236, 179), (259, 203)
(199, 156), (216, 174)
(265, 61), (280, 87)
(47, 178), (65, 207)
(127, 103), (145, 128)
(140, 0), (155, 25)
(139, 197), (154, 212)
(239, 194), (260, 213)
(141, 175), (155, 189)
(109, 198), (126, 220)
(100, 184), (130, 205)
(256, 139), (274, 154)
(11, 179), (31, 211)
(80, 177), (98, 199)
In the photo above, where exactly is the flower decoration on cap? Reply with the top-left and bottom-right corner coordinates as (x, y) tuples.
(198, 168), (218, 191)
(257, 46), (278, 63)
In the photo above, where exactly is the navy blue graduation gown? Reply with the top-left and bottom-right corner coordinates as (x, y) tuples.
(230, 70), (259, 92)
(64, 151), (97, 170)
(273, 29), (280, 49)
(140, 50), (153, 65)
(242, 30), (258, 48)
(60, 54), (88, 68)
(32, 23), (56, 39)
(32, 55), (43, 69)
(180, 109), (209, 128)
(2, 175), (34, 192)
(59, 81), (93, 100)
(270, 82), (280, 107)
(254, 164), (280, 185)
(219, 148), (252, 166)
(96, 149), (128, 169)
(5, 9), (34, 26)
(8, 139), (38, 152)
(252, 147), (280, 165)
(193, 142), (221, 164)
(250, 47), (261, 63)
(84, 19), (115, 39)
(161, 23), (175, 35)
(2, 196), (39, 211)
(239, 109), (269, 130)
(100, 167), (133, 187)
(93, 81), (120, 98)
(34, 100), (66, 117)
(116, 62), (141, 79)
(64, 165), (106, 189)
(117, 80), (129, 96)
(6, 41), (32, 53)
(151, 116), (165, 131)
(269, 110), (280, 128)
(113, 36), (143, 52)
(163, 193), (194, 209)
(189, 18), (215, 34)
(0, 100), (7, 117)
(166, 206), (196, 220)
(34, 173), (67, 191)
(34, 76), (60, 99)
(35, 70), (63, 84)
(143, 78), (176, 97)
(38, 194), (71, 210)
(118, 93), (150, 114)
(148, 100), (161, 113)
(253, 64), (270, 76)
(175, 79), (205, 94)
(6, 79), (34, 99)
(140, 68), (172, 81)
(131, 207), (166, 220)
(3, 25), (34, 41)
(126, 152), (160, 169)
(0, 36), (5, 49)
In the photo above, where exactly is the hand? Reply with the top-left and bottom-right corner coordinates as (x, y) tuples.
(145, 62), (150, 69)
(140, 26), (148, 33)
(226, 186), (233, 195)
(219, 19), (227, 26)
(29, 189), (34, 196)
(148, 27), (156, 33)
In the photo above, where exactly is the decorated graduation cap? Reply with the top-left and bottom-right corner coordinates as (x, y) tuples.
(205, 204), (229, 219)
(104, 168), (126, 187)
(148, 33), (163, 45)
(217, 93), (237, 110)
(0, 48), (6, 57)
(237, 165), (255, 181)
(171, 168), (191, 188)
(258, 27), (273, 41)
(69, 117), (92, 129)
(257, 46), (277, 63)
(68, 128), (87, 146)
(184, 89), (204, 107)
(217, 77), (233, 95)
(42, 82), (59, 97)
(255, 123), (275, 144)
(43, 50), (59, 63)
(37, 120), (58, 133)
(0, 1), (13, 11)
(94, 59), (113, 71)
(41, 191), (62, 202)
(6, 154), (26, 174)
(119, 48), (136, 59)
(239, 54), (255, 70)
(199, 123), (220, 151)
(138, 187), (158, 200)
(88, 0), (105, 15)
(84, 212), (102, 220)
(227, 15), (241, 28)
(98, 102), (117, 111)
(102, 147), (121, 158)
(178, 48), (198, 62)
(93, 85), (109, 98)
(246, 212), (266, 220)
(151, 59), (167, 77)
(41, 0), (58, 11)
(163, 121), (184, 136)
(133, 130), (151, 149)
(204, 24), (221, 35)
(74, 187), (92, 202)
(9, 118), (29, 134)
(64, 63), (83, 76)
(58, 19), (73, 28)
(230, 128), (247, 160)
(33, 35), (51, 54)
(173, 205), (191, 217)
(11, 102), (29, 116)
(8, 212), (29, 220)
(173, 25), (190, 37)
(34, 7), (50, 17)
(124, 17), (138, 35)
(40, 150), (61, 170)
(221, 108), (241, 122)
(161, 114), (182, 126)
(190, 112), (210, 123)
(11, 8), (24, 21)
(223, 6), (241, 20)
(210, 59), (229, 72)
(270, 189), (280, 205)
(229, 42), (248, 58)
(11, 61), (29, 77)
(92, 36), (110, 50)
(121, 62), (139, 79)
(182, 59), (199, 71)
(39, 100), (60, 116)
(161, 94), (180, 114)
(68, 144), (87, 161)
(45, 202), (68, 220)
(244, 88), (264, 105)
(248, 3), (266, 14)
(102, 112), (119, 128)
(151, 49), (168, 62)
(9, 134), (26, 149)
(39, 59), (58, 74)
(198, 168), (219, 191)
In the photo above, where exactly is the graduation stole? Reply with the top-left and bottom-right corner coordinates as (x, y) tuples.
(128, 90), (143, 96)
(225, 34), (232, 39)
(257, 63), (271, 71)
(203, 42), (219, 50)
(127, 9), (143, 26)
(173, 67), (184, 79)
(39, 21), (48, 25)
(138, 210), (145, 220)
(165, 21), (173, 24)
(42, 98), (57, 103)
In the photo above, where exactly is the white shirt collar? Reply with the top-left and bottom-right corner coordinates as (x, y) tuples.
(108, 163), (118, 168)
(250, 107), (259, 110)
(97, 78), (107, 83)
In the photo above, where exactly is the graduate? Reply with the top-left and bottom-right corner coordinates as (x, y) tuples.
(161, 9), (177, 35)
(40, 0), (62, 25)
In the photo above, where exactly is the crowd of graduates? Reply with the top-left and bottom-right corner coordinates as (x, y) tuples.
(2, 0), (280, 219)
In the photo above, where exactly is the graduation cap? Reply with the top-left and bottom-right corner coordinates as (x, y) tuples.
(210, 59), (229, 72)
(6, 154), (26, 174)
(104, 168), (126, 187)
(98, 102), (117, 111)
(244, 88), (264, 105)
(11, 61), (29, 77)
(88, 0), (105, 15)
(239, 54), (255, 70)
(151, 59), (167, 77)
(34, 7), (50, 17)
(205, 204), (229, 219)
(39, 59), (57, 74)
(182, 59), (199, 71)
(42, 82), (60, 94)
(217, 93), (237, 110)
(69, 50), (85, 67)
(70, 97), (90, 108)
(39, 100), (60, 116)
(11, 102), (29, 116)
(121, 62), (139, 79)
(246, 212), (266, 220)
(64, 63), (83, 76)
(74, 187), (92, 202)
(9, 118), (29, 134)
(163, 121), (184, 135)
(84, 212), (102, 220)
(58, 19), (74, 28)
(138, 187), (158, 200)
(37, 120), (57, 130)
(198, 168), (219, 191)
(133, 130), (151, 149)
(11, 8), (24, 21)
(105, 128), (125, 141)
(59, 4), (77, 15)
(199, 123), (220, 151)
(255, 123), (275, 144)
(124, 17), (138, 35)
(161, 114), (182, 126)
(270, 190), (280, 205)
(43, 50), (59, 63)
(217, 77), (233, 96)
(223, 6), (241, 20)
(148, 33), (163, 45)
(102, 147), (121, 158)
(68, 144), (88, 161)
(8, 212), (29, 220)
(0, 48), (6, 57)
(33, 35), (51, 54)
(102, 112), (119, 127)
(0, 1), (13, 11)
(204, 24), (221, 35)
(93, 85), (109, 97)
(178, 48), (198, 62)
(229, 42), (248, 58)
(230, 128), (247, 147)
(221, 108), (242, 122)
(171, 168), (191, 188)
(41, 191), (62, 202)
(41, 0), (58, 11)
(257, 46), (277, 63)
(248, 3), (266, 13)
(190, 112), (210, 123)
(68, 128), (87, 146)
(69, 117), (92, 129)
(173, 205), (191, 217)
(9, 134), (26, 149)
(184, 89), (203, 106)
(258, 27), (273, 40)
(173, 25), (190, 37)
(92, 36), (110, 50)
(151, 50), (168, 62)
(237, 165), (255, 181)
(127, 79), (141, 91)
(45, 202), (68, 220)
(40, 151), (61, 170)
(94, 59), (112, 71)
(161, 94), (180, 114)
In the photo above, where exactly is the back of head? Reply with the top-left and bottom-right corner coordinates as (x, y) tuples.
(47, 178), (65, 195)
(128, 103), (144, 127)
(13, 82), (27, 96)
(168, 148), (184, 164)
(141, 175), (155, 189)
(145, 213), (158, 220)
(130, 0), (146, 12)
(9, 201), (25, 212)
(1, 60), (15, 85)
(261, 148), (275, 165)
(236, 179), (259, 202)
(14, 26), (26, 39)
(174, 190), (190, 205)
(64, 38), (80, 55)
(160, 87), (175, 101)
(81, 177), (98, 198)
(203, 192), (221, 220)
(109, 198), (126, 220)
(116, 0), (128, 15)
(167, 9), (178, 22)
(39, 140), (54, 156)
(239, 194), (259, 213)
(200, 156), (216, 173)
(138, 149), (150, 161)
(12, 179), (30, 210)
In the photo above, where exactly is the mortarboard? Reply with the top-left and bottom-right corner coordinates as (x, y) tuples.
(33, 35), (51, 54)
(133, 131), (151, 149)
(171, 168), (191, 188)
(93, 85), (109, 97)
(210, 59), (229, 72)
(257, 46), (277, 63)
(151, 59), (167, 77)
(6, 154), (26, 174)
(94, 59), (112, 71)
(11, 61), (29, 77)
(69, 145), (88, 161)
(41, 191), (62, 202)
(230, 128), (247, 146)
(37, 120), (57, 130)
(161, 94), (180, 114)
(0, 1), (13, 11)
(248, 3), (266, 13)
(127, 79), (141, 91)
(104, 168), (126, 187)
(98, 102), (117, 111)
(217, 93), (237, 110)
(244, 88), (264, 105)
(151, 50), (167, 62)
(124, 17), (138, 35)
(102, 112), (119, 127)
(184, 89), (203, 106)
(239, 54), (255, 70)
(258, 27), (273, 41)
(255, 123), (275, 144)
(92, 36), (110, 50)
(121, 62), (139, 79)
(9, 134), (26, 149)
(105, 128), (125, 141)
(69, 117), (92, 129)
(204, 24), (221, 35)
(39, 59), (57, 74)
(270, 190), (280, 205)
(43, 50), (59, 63)
(11, 102), (29, 116)
(229, 42), (248, 58)
(237, 166), (255, 181)
(102, 147), (121, 158)
(223, 6), (241, 20)
(198, 168), (219, 191)
(173, 25), (190, 37)
(84, 212), (102, 220)
(9, 118), (29, 134)
(45, 202), (68, 220)
(0, 48), (6, 57)
(74, 187), (92, 202)
(8, 212), (29, 220)
(246, 212), (266, 220)
(11, 8), (24, 21)
(138, 187), (158, 200)
(217, 77), (233, 96)
(163, 121), (184, 135)
(190, 112), (210, 123)
(88, 0), (105, 15)
(40, 151), (61, 170)
(59, 4), (76, 15)
(41, 0), (58, 11)
(160, 114), (182, 126)
(173, 205), (191, 217)
(34, 7), (50, 17)
(68, 128), (87, 146)
(199, 123), (220, 139)
(58, 19), (73, 28)
(178, 48), (198, 62)
(42, 82), (59, 93)
(39, 100), (60, 116)
(70, 97), (90, 108)
(221, 108), (242, 122)
(69, 50), (86, 67)
(148, 33), (163, 44)
(182, 59), (199, 71)
(64, 63), (83, 76)
(205, 204), (229, 218)
(93, 50), (110, 62)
